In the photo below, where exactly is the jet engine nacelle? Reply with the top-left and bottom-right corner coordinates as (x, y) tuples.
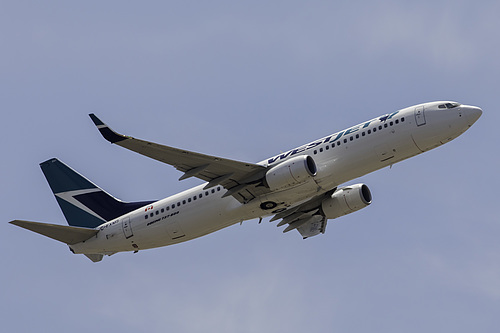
(321, 184), (372, 219)
(265, 155), (317, 191)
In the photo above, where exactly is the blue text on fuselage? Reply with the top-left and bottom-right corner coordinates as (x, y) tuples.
(267, 111), (399, 165)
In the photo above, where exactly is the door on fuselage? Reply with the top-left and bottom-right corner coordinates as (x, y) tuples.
(122, 217), (133, 239)
(415, 106), (426, 126)
(166, 221), (186, 240)
(375, 143), (395, 162)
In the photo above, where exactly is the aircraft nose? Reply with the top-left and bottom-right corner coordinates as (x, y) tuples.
(463, 105), (482, 126)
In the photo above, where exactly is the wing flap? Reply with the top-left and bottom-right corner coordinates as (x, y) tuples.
(271, 190), (334, 238)
(10, 220), (98, 245)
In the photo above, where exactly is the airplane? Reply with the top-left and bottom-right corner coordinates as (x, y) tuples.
(10, 101), (482, 262)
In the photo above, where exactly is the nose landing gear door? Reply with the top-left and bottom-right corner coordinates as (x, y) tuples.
(415, 106), (426, 126)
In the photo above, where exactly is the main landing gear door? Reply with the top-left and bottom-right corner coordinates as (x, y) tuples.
(415, 106), (426, 126)
(122, 217), (133, 239)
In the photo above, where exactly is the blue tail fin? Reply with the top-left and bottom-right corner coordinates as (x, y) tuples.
(40, 158), (155, 228)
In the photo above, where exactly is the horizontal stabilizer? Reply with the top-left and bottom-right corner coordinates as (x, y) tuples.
(10, 220), (98, 245)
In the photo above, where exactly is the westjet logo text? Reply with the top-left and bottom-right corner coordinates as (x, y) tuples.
(267, 111), (399, 165)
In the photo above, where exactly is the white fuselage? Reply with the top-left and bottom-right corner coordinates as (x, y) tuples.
(70, 102), (481, 255)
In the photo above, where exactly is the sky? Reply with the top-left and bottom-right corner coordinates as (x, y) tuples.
(1, 1), (499, 332)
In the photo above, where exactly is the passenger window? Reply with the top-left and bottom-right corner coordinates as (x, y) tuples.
(401, 117), (405, 122)
(368, 129), (372, 134)
(150, 213), (154, 218)
(172, 204), (175, 209)
(314, 150), (317, 154)
(384, 124), (388, 128)
(390, 121), (393, 126)
(205, 191), (209, 196)
(362, 132), (365, 136)
(177, 202), (181, 207)
(344, 139), (347, 143)
(319, 148), (323, 152)
(379, 125), (382, 130)
(145, 215), (148, 219)
(325, 145), (329, 150)
(182, 200), (186, 205)
(211, 189), (215, 194)
(337, 141), (340, 146)
(395, 119), (399, 124)
(161, 208), (164, 213)
(199, 194), (203, 199)
(356, 134), (359, 139)
(188, 198), (191, 203)
(167, 206), (170, 211)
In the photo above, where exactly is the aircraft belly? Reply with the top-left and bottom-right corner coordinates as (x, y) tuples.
(134, 197), (259, 250)
(178, 198), (260, 238)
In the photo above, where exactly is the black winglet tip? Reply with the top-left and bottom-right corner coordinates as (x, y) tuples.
(89, 113), (104, 127)
(39, 158), (60, 168)
(88, 114), (127, 144)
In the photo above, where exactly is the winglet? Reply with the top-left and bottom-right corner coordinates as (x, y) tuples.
(89, 114), (128, 144)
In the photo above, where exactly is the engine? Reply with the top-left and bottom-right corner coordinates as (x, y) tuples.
(265, 155), (317, 191)
(321, 183), (372, 219)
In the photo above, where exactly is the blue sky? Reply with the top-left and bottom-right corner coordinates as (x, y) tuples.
(2, 1), (499, 332)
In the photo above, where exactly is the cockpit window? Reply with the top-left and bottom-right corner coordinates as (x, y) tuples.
(438, 102), (461, 109)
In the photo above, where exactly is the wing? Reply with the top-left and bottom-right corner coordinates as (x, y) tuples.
(270, 190), (334, 238)
(89, 114), (268, 203)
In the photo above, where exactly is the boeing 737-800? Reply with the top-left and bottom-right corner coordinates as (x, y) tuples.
(10, 101), (482, 262)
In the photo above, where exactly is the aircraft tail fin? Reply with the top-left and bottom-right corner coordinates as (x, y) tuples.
(40, 158), (155, 228)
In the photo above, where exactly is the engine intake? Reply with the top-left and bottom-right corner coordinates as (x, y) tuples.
(321, 184), (372, 219)
(265, 155), (317, 191)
